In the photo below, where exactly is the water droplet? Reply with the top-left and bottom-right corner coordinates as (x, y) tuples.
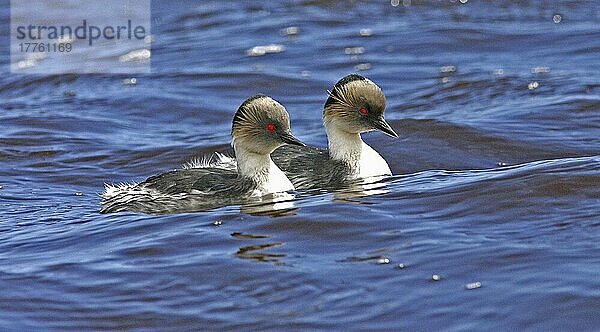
(119, 49), (151, 62)
(396, 263), (406, 269)
(553, 14), (562, 23)
(440, 65), (456, 73)
(531, 66), (550, 74)
(58, 35), (74, 44)
(245, 44), (285, 57)
(28, 52), (46, 61)
(466, 281), (482, 289)
(493, 68), (504, 76)
(528, 81), (539, 90)
(459, 0), (468, 3)
(359, 28), (373, 37)
(123, 78), (137, 85)
(402, 0), (411, 7)
(432, 274), (441, 281)
(354, 63), (372, 71)
(16, 59), (37, 69)
(281, 26), (299, 36)
(75, 192), (83, 196)
(377, 257), (390, 264)
(497, 162), (508, 167)
(441, 77), (451, 83)
(0, 185), (3, 189)
(344, 46), (364, 55)
(213, 221), (222, 226)
(391, 0), (400, 7)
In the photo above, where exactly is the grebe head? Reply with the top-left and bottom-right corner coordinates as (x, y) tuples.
(323, 74), (398, 138)
(232, 94), (304, 155)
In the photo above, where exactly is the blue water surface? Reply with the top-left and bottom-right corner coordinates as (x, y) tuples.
(1, 1), (599, 330)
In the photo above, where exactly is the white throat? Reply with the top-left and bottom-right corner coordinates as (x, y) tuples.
(233, 144), (295, 195)
(324, 122), (392, 178)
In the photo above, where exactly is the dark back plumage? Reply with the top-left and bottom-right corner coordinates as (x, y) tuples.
(271, 144), (353, 190)
(100, 167), (259, 214)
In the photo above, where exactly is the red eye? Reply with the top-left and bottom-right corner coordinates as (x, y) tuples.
(359, 107), (368, 115)
(266, 123), (276, 132)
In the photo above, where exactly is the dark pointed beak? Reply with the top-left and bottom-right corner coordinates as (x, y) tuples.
(279, 132), (306, 147)
(371, 117), (398, 138)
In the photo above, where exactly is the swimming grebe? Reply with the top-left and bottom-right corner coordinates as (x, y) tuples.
(101, 94), (304, 213)
(272, 74), (397, 190)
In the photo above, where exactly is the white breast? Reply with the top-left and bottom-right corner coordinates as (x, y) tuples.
(358, 142), (392, 178)
(261, 159), (295, 194)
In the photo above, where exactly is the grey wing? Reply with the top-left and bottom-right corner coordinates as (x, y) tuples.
(141, 168), (247, 195)
(101, 168), (256, 214)
(272, 145), (351, 190)
(271, 145), (324, 173)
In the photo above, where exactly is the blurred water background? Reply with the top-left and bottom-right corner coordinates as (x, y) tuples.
(1, 0), (599, 330)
